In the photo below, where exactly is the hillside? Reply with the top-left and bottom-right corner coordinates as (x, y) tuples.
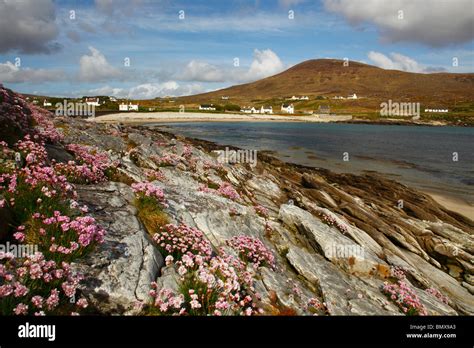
(177, 59), (474, 103)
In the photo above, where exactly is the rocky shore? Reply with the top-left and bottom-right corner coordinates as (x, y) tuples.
(58, 115), (474, 315)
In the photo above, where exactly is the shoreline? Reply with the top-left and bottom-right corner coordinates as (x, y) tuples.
(88, 111), (472, 127)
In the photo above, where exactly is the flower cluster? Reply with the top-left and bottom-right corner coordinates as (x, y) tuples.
(391, 266), (407, 280)
(30, 105), (63, 143)
(16, 135), (48, 166)
(381, 280), (427, 316)
(131, 182), (168, 207)
(151, 153), (181, 167)
(226, 235), (275, 269)
(319, 212), (348, 234)
(182, 144), (193, 159)
(54, 144), (115, 184)
(217, 182), (240, 201)
(0, 86), (35, 143)
(144, 169), (166, 182)
(425, 287), (449, 304)
(150, 253), (261, 316)
(24, 212), (105, 261)
(304, 297), (328, 315)
(152, 224), (212, 260)
(254, 205), (269, 219)
(0, 251), (87, 316)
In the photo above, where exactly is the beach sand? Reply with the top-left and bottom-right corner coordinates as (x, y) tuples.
(89, 111), (352, 124)
(424, 191), (474, 221)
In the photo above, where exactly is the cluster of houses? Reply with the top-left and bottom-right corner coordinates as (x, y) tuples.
(332, 93), (358, 100)
(240, 106), (274, 114)
(199, 104), (216, 111)
(424, 108), (448, 113)
(119, 102), (139, 111)
(288, 95), (309, 101)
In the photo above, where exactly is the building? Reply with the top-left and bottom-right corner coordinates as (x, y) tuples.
(281, 103), (294, 114)
(221, 96), (229, 100)
(424, 108), (448, 113)
(318, 105), (330, 115)
(119, 102), (139, 111)
(332, 96), (345, 100)
(199, 104), (216, 111)
(43, 100), (52, 107)
(109, 96), (117, 102)
(260, 106), (273, 114)
(347, 93), (358, 100)
(85, 97), (101, 107)
(289, 95), (309, 101)
(241, 106), (259, 114)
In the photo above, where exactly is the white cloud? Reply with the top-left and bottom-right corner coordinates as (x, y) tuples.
(177, 49), (285, 84)
(244, 49), (285, 80)
(78, 47), (122, 82)
(367, 51), (445, 73)
(0, 61), (65, 83)
(85, 82), (205, 99)
(0, 0), (60, 54)
(179, 61), (226, 82)
(324, 0), (474, 46)
(127, 82), (205, 99)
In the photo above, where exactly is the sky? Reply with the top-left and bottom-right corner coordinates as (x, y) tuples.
(0, 0), (473, 99)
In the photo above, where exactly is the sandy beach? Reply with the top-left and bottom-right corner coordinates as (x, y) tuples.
(89, 111), (353, 124)
(423, 191), (474, 221)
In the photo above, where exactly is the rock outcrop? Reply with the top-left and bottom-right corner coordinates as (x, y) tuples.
(53, 116), (474, 315)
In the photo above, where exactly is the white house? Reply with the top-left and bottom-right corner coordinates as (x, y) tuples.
(43, 100), (52, 107)
(85, 97), (101, 107)
(199, 104), (216, 111)
(260, 106), (273, 114)
(240, 107), (259, 114)
(109, 96), (117, 102)
(221, 96), (229, 100)
(347, 93), (358, 100)
(289, 95), (309, 101)
(119, 102), (139, 111)
(332, 96), (345, 100)
(281, 103), (294, 114)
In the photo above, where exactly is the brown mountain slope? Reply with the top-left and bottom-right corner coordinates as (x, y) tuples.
(178, 59), (474, 103)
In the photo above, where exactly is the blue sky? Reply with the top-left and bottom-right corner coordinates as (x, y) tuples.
(0, 0), (473, 99)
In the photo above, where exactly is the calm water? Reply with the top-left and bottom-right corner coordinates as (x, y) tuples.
(151, 122), (474, 204)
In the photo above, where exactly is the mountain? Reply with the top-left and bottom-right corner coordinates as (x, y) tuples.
(178, 59), (474, 103)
